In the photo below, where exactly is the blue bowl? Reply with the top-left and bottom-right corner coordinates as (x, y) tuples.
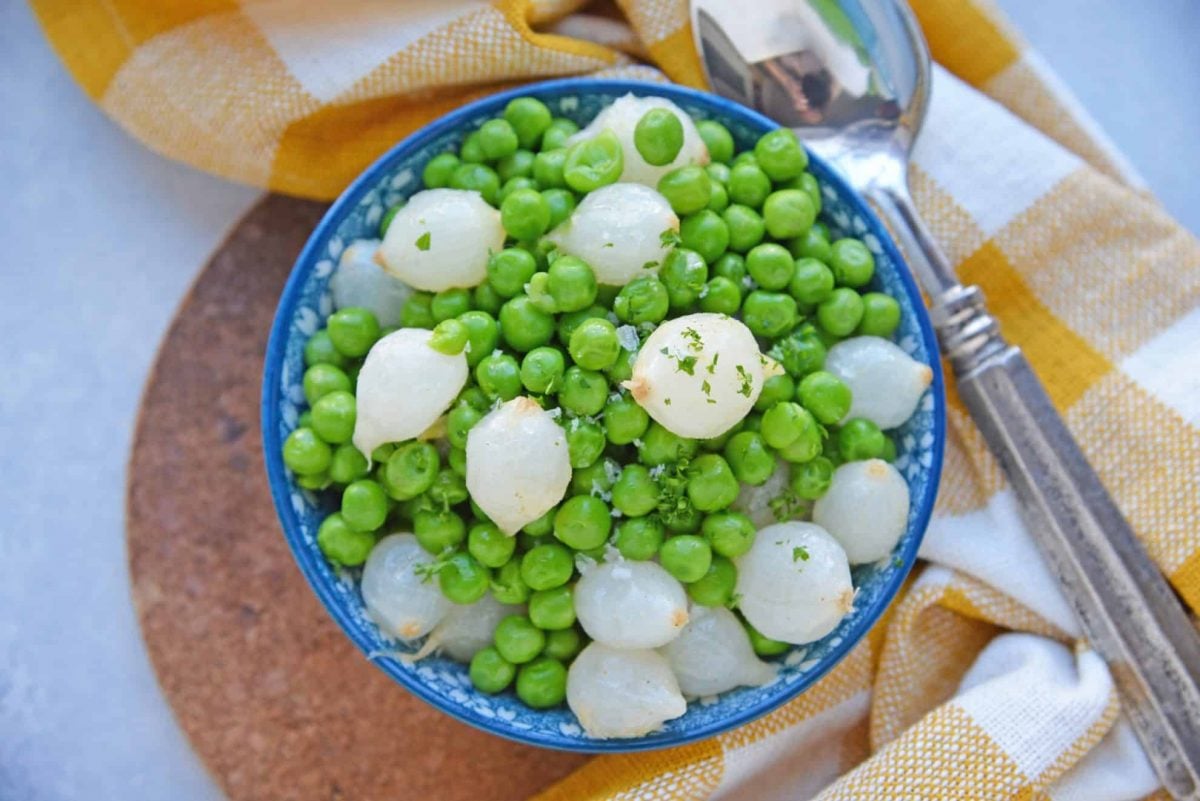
(262, 78), (945, 752)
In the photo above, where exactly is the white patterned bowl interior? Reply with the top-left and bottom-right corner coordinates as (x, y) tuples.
(262, 79), (946, 753)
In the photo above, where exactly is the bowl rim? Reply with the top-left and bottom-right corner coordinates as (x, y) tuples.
(261, 76), (946, 753)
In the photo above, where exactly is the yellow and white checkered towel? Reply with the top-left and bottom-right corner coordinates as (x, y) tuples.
(32, 0), (1200, 798)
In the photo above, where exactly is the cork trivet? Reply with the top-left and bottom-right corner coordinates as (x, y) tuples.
(127, 194), (588, 801)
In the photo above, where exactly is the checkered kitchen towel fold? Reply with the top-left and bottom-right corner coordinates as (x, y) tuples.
(32, 0), (1200, 798)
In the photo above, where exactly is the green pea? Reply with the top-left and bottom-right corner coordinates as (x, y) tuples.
(467, 522), (515, 568)
(839, 418), (886, 461)
(754, 128), (808, 181)
(746, 243), (795, 290)
(555, 304), (606, 346)
(568, 318), (620, 371)
(660, 248), (708, 310)
(830, 239), (875, 287)
(559, 366), (608, 416)
(501, 187), (551, 241)
(732, 151), (757, 168)
(542, 255), (598, 313)
(504, 97), (553, 148)
(475, 352), (522, 401)
(712, 252), (747, 283)
(449, 446), (468, 477)
(553, 495), (611, 550)
(283, 426), (332, 476)
(664, 498), (703, 534)
(400, 292), (435, 328)
(788, 226), (833, 263)
(543, 627), (585, 661)
(634, 108), (685, 166)
(797, 172), (822, 213)
(706, 162), (732, 185)
(520, 346), (566, 394)
(304, 330), (346, 369)
(316, 512), (375, 567)
(754, 374), (795, 412)
(381, 442), (438, 501)
(699, 276), (742, 315)
(450, 163), (500, 206)
(516, 656), (567, 708)
(761, 401), (808, 449)
(438, 552), (490, 604)
(414, 508), (466, 553)
(614, 516), (665, 560)
(789, 257), (835, 305)
(328, 443), (369, 485)
(498, 176), (539, 205)
(459, 131), (485, 163)
(606, 346), (636, 384)
(611, 464), (659, 517)
(499, 295), (555, 352)
(566, 418), (606, 469)
(494, 615), (545, 664)
(707, 180), (730, 213)
(529, 587), (576, 631)
(327, 307), (381, 358)
(470, 646), (516, 693)
(762, 189), (817, 240)
(457, 310), (499, 368)
(702, 511), (757, 558)
(639, 422), (699, 465)
(722, 204), (765, 252)
(790, 456), (834, 500)
(697, 119), (735, 163)
(563, 130), (623, 192)
(687, 556), (737, 607)
(446, 404), (482, 450)
(491, 559), (531, 604)
(571, 456), (619, 497)
(311, 390), (356, 445)
(817, 288), (865, 337)
(777, 410), (822, 463)
(371, 443), (397, 464)
(880, 435), (897, 463)
(798, 371), (852, 425)
(520, 543), (574, 591)
(478, 118), (520, 160)
(680, 210), (730, 263)
(496, 149), (535, 182)
(341, 479), (388, 532)
(429, 318), (469, 355)
(603, 395), (650, 444)
(614, 276), (670, 324)
(430, 288), (472, 322)
(657, 165), (712, 215)
(427, 467), (468, 506)
(660, 535), (712, 583)
(743, 290), (798, 338)
(728, 163), (771, 208)
(487, 248), (537, 299)
(858, 292), (901, 337)
(422, 152), (460, 189)
(297, 410), (314, 431)
(774, 327), (827, 376)
(533, 148), (568, 188)
(542, 188), (576, 229)
(686, 454), (740, 512)
(540, 117), (579, 152)
(744, 618), (791, 656)
(724, 431), (776, 487)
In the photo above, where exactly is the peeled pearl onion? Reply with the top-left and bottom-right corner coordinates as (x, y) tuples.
(329, 239), (411, 327)
(427, 594), (523, 662)
(375, 189), (504, 291)
(626, 313), (764, 438)
(352, 328), (467, 460)
(735, 522), (854, 645)
(824, 336), (933, 429)
(574, 560), (689, 649)
(544, 183), (678, 286)
(732, 460), (793, 530)
(567, 643), (687, 739)
(813, 459), (910, 564)
(567, 93), (709, 186)
(361, 534), (451, 641)
(660, 606), (776, 697)
(465, 397), (572, 535)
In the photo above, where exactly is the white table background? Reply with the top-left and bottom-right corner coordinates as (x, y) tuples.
(1, 1), (1197, 799)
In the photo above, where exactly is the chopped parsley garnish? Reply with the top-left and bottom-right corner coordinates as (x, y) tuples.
(415, 231), (431, 251)
(682, 327), (703, 351)
(735, 364), (753, 397)
(792, 545), (810, 562)
(660, 229), (682, 247)
(664, 397), (672, 406)
(603, 242), (614, 248)
(642, 260), (660, 270)
(707, 352), (719, 374)
(701, 379), (712, 396)
(675, 355), (697, 375)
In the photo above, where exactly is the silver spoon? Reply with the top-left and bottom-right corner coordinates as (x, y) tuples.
(692, 0), (1200, 795)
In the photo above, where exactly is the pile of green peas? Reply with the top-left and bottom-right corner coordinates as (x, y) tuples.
(281, 95), (904, 709)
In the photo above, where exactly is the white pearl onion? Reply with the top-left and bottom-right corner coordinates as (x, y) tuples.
(376, 188), (504, 291)
(361, 534), (450, 641)
(567, 93), (709, 186)
(813, 459), (910, 564)
(660, 606), (776, 697)
(329, 239), (411, 328)
(465, 397), (572, 535)
(351, 328), (467, 460)
(824, 336), (933, 429)
(428, 594), (523, 662)
(567, 642), (687, 739)
(735, 522), (854, 644)
(574, 559), (689, 649)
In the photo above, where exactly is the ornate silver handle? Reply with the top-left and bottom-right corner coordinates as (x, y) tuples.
(874, 186), (1200, 800)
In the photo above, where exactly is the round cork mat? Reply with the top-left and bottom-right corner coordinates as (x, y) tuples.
(127, 194), (588, 801)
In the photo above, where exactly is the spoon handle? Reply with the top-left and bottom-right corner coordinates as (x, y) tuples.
(874, 186), (1200, 800)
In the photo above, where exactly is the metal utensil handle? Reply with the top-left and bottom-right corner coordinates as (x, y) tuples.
(875, 187), (1200, 800)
